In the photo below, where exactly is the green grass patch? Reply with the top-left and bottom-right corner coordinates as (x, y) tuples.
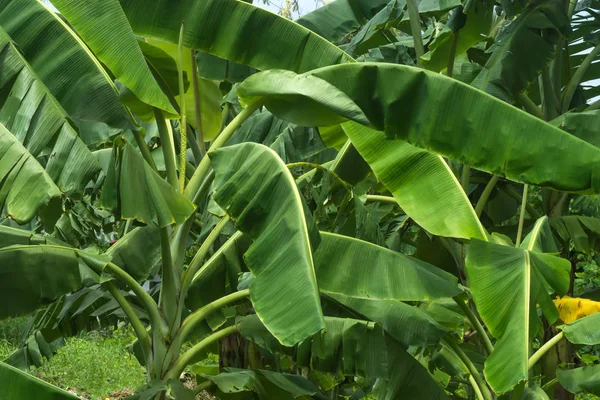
(33, 329), (146, 399)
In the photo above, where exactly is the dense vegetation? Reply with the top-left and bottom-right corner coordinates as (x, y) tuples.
(2, 0), (600, 398)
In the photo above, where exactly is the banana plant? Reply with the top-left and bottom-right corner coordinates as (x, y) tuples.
(2, 0), (600, 399)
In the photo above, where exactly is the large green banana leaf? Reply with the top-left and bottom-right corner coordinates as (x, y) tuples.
(471, 0), (569, 101)
(465, 217), (571, 393)
(557, 364), (600, 396)
(118, 0), (353, 73)
(0, 0), (131, 128)
(107, 226), (161, 282)
(0, 28), (101, 203)
(237, 63), (600, 193)
(0, 245), (108, 320)
(342, 122), (487, 240)
(296, 0), (391, 43)
(51, 0), (176, 115)
(1, 361), (81, 400)
(561, 312), (600, 345)
(209, 142), (325, 346)
(315, 232), (462, 300)
(551, 110), (600, 147)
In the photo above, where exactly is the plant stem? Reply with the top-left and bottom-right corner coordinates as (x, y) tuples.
(103, 261), (169, 337)
(444, 338), (493, 400)
(159, 227), (180, 331)
(562, 43), (600, 113)
(540, 67), (559, 120)
(454, 297), (494, 355)
(515, 184), (529, 247)
(541, 377), (559, 391)
(184, 101), (261, 201)
(194, 380), (213, 395)
(515, 92), (544, 120)
(586, 98), (600, 111)
(406, 0), (424, 61)
(132, 129), (158, 171)
(179, 290), (250, 344)
(180, 215), (231, 295)
(190, 50), (205, 154)
(461, 165), (471, 191)
(528, 331), (564, 369)
(155, 109), (179, 190)
(365, 195), (398, 205)
(287, 162), (351, 191)
(167, 325), (239, 380)
(468, 374), (485, 400)
(447, 31), (460, 78)
(177, 24), (187, 193)
(104, 282), (151, 360)
(475, 175), (500, 217)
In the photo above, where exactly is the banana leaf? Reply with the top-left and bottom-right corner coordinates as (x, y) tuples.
(0, 361), (81, 399)
(557, 364), (600, 396)
(209, 142), (325, 346)
(237, 63), (600, 193)
(465, 217), (570, 393)
(0, 0), (131, 128)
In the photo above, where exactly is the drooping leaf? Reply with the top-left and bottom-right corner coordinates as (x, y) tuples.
(51, 0), (176, 114)
(238, 63), (600, 193)
(551, 110), (600, 148)
(119, 0), (354, 73)
(343, 122), (487, 240)
(555, 296), (600, 324)
(0, 123), (61, 223)
(0, 361), (82, 399)
(0, 245), (109, 320)
(119, 143), (196, 227)
(557, 364), (600, 396)
(465, 217), (570, 393)
(315, 232), (462, 300)
(209, 142), (325, 346)
(107, 226), (162, 282)
(471, 0), (569, 101)
(0, 0), (131, 128)
(561, 312), (600, 345)
(328, 293), (448, 347)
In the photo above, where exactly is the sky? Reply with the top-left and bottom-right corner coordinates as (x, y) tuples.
(258, 0), (324, 18)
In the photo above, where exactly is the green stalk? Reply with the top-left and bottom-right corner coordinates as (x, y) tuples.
(194, 380), (213, 395)
(562, 43), (600, 113)
(515, 184), (529, 247)
(154, 109), (179, 190)
(475, 175), (500, 217)
(447, 31), (460, 78)
(132, 129), (158, 171)
(529, 331), (564, 369)
(586, 98), (600, 111)
(104, 282), (151, 361)
(540, 68), (559, 120)
(178, 290), (250, 344)
(104, 261), (168, 337)
(190, 49), (205, 154)
(468, 375), (485, 400)
(515, 92), (544, 120)
(406, 0), (424, 61)
(444, 338), (493, 400)
(159, 227), (180, 331)
(461, 165), (471, 191)
(166, 325), (239, 380)
(287, 162), (351, 191)
(177, 24), (187, 193)
(184, 101), (262, 201)
(454, 297), (494, 355)
(365, 195), (398, 205)
(175, 215), (232, 323)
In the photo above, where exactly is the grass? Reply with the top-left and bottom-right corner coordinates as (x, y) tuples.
(33, 329), (146, 399)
